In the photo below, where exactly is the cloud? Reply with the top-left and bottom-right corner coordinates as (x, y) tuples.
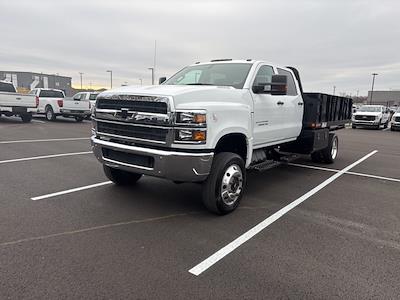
(1, 0), (399, 94)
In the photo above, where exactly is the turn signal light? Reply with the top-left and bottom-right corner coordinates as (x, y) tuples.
(193, 130), (206, 141)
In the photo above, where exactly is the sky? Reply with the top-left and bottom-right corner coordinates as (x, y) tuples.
(0, 0), (399, 95)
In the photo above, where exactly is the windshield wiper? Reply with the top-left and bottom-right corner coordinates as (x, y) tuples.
(185, 83), (213, 86)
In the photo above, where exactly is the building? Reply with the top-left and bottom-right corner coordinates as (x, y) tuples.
(0, 71), (73, 96)
(367, 90), (400, 107)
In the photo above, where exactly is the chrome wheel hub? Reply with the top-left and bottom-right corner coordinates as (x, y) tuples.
(331, 137), (338, 159)
(220, 164), (243, 205)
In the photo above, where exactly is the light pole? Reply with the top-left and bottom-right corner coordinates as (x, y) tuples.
(148, 67), (154, 85)
(370, 73), (378, 104)
(79, 72), (84, 90)
(139, 78), (143, 86)
(106, 70), (113, 89)
(333, 85), (336, 95)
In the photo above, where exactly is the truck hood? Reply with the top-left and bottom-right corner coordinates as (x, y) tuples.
(353, 111), (381, 117)
(99, 84), (236, 97)
(98, 84), (250, 109)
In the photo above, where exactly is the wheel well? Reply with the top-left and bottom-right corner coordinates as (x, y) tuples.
(215, 133), (247, 161)
(45, 104), (52, 111)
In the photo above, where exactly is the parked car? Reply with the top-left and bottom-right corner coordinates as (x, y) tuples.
(30, 88), (91, 122)
(391, 108), (400, 131)
(0, 80), (37, 122)
(71, 92), (99, 108)
(352, 105), (390, 129)
(90, 59), (352, 214)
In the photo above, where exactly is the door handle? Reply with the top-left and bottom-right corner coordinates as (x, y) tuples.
(277, 101), (284, 106)
(298, 102), (303, 106)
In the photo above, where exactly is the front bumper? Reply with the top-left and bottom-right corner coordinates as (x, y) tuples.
(391, 122), (400, 130)
(91, 136), (214, 182)
(352, 120), (380, 126)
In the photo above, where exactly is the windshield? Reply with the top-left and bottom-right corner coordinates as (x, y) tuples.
(89, 93), (98, 100)
(358, 106), (381, 112)
(164, 63), (252, 89)
(39, 90), (64, 98)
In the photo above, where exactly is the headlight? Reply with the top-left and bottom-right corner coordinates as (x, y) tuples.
(175, 129), (206, 143)
(176, 111), (206, 125)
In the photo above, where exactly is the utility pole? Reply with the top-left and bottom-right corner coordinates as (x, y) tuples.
(370, 73), (378, 104)
(139, 78), (143, 86)
(79, 72), (84, 90)
(106, 70), (113, 89)
(148, 67), (154, 85)
(333, 85), (336, 95)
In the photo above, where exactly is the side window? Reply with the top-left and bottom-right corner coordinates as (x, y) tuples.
(277, 68), (297, 96)
(73, 93), (81, 100)
(253, 65), (274, 87)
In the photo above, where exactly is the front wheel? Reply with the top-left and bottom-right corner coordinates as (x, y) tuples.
(202, 152), (246, 215)
(103, 165), (142, 185)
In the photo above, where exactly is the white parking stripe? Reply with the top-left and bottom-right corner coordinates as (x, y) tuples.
(31, 181), (112, 201)
(288, 163), (400, 183)
(0, 151), (92, 164)
(0, 137), (88, 144)
(188, 150), (378, 276)
(31, 119), (46, 124)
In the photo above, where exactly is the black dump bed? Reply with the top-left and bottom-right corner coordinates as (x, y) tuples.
(302, 93), (352, 129)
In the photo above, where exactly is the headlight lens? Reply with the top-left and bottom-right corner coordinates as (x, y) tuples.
(176, 129), (206, 143)
(176, 111), (206, 125)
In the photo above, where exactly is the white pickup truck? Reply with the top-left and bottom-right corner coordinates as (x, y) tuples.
(91, 59), (352, 214)
(0, 80), (37, 122)
(352, 105), (391, 129)
(391, 108), (400, 131)
(31, 88), (91, 122)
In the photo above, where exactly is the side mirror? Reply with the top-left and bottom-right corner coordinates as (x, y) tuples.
(159, 77), (167, 84)
(252, 75), (287, 95)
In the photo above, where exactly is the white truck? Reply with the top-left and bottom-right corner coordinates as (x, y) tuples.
(30, 88), (91, 122)
(0, 80), (37, 122)
(91, 59), (352, 214)
(352, 105), (391, 129)
(391, 108), (400, 131)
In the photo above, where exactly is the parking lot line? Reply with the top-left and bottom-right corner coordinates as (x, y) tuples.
(288, 163), (400, 183)
(0, 151), (92, 165)
(188, 150), (378, 276)
(0, 137), (88, 144)
(31, 119), (46, 124)
(31, 181), (112, 200)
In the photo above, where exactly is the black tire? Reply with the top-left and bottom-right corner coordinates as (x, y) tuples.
(20, 113), (32, 123)
(320, 133), (338, 164)
(45, 106), (56, 121)
(202, 152), (246, 215)
(103, 165), (142, 185)
(75, 116), (84, 122)
(391, 127), (395, 131)
(352, 124), (356, 129)
(375, 120), (381, 130)
(311, 151), (324, 163)
(384, 121), (388, 129)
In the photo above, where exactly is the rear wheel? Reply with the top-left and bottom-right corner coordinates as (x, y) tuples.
(75, 116), (84, 122)
(321, 133), (338, 164)
(202, 152), (246, 215)
(352, 124), (356, 129)
(20, 113), (32, 123)
(103, 165), (142, 185)
(45, 106), (56, 121)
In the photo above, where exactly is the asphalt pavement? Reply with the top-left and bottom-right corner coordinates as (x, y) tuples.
(1, 116), (399, 299)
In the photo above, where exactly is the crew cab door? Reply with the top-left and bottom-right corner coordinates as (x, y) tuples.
(251, 64), (285, 145)
(276, 68), (303, 139)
